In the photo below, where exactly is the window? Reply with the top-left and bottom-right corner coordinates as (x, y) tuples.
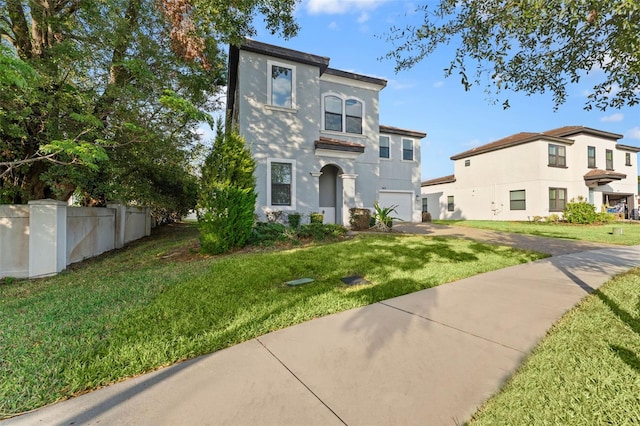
(268, 159), (295, 207)
(447, 196), (454, 212)
(324, 96), (342, 131)
(402, 138), (414, 161)
(322, 95), (363, 134)
(606, 149), (613, 170)
(379, 136), (390, 159)
(587, 146), (596, 168)
(625, 152), (632, 166)
(422, 197), (428, 212)
(345, 99), (362, 134)
(510, 190), (526, 210)
(268, 61), (295, 108)
(548, 144), (566, 167)
(464, 159), (471, 167)
(549, 187), (567, 212)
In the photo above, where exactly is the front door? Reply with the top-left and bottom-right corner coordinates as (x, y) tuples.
(319, 165), (341, 224)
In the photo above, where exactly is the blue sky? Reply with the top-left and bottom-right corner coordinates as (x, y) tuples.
(228, 0), (640, 181)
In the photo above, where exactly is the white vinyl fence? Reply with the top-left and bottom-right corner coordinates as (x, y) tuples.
(0, 200), (152, 279)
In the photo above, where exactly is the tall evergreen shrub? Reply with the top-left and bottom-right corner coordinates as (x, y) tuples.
(198, 121), (256, 254)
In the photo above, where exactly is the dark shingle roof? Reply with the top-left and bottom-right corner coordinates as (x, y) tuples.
(450, 126), (623, 160)
(421, 175), (456, 187)
(379, 125), (426, 139)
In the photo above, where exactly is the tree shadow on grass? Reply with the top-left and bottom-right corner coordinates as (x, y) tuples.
(596, 290), (640, 375)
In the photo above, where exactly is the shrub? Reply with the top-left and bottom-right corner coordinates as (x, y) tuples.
(199, 186), (256, 254)
(309, 213), (324, 224)
(297, 223), (348, 240)
(198, 123), (256, 254)
(547, 213), (561, 223)
(349, 208), (371, 230)
(287, 212), (301, 229)
(250, 222), (288, 246)
(266, 210), (284, 223)
(564, 197), (598, 224)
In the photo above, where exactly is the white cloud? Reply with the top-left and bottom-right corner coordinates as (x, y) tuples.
(626, 127), (640, 140)
(305, 0), (390, 15)
(433, 81), (444, 88)
(357, 12), (370, 23)
(464, 139), (482, 148)
(328, 21), (339, 30)
(387, 79), (414, 90)
(601, 113), (624, 122)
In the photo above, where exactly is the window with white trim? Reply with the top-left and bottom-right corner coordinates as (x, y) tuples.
(447, 196), (454, 212)
(268, 61), (295, 109)
(322, 94), (363, 134)
(379, 136), (390, 159)
(267, 159), (296, 208)
(402, 138), (414, 161)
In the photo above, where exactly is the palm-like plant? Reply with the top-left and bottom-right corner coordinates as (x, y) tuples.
(372, 202), (401, 232)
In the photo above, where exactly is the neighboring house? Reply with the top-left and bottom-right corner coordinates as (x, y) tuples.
(421, 126), (640, 221)
(226, 40), (426, 225)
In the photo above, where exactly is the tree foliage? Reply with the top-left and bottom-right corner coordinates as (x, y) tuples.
(0, 0), (298, 210)
(386, 1), (640, 110)
(198, 122), (256, 254)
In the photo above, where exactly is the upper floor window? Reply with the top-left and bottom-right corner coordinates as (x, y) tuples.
(587, 146), (596, 168)
(548, 144), (566, 167)
(379, 136), (390, 159)
(345, 99), (362, 134)
(402, 138), (414, 161)
(268, 61), (295, 109)
(626, 152), (632, 166)
(322, 94), (363, 134)
(324, 96), (342, 131)
(606, 149), (613, 170)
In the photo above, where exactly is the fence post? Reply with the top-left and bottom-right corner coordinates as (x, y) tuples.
(107, 202), (126, 249)
(28, 199), (67, 278)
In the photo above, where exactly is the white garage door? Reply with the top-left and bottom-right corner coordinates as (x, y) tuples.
(378, 192), (413, 222)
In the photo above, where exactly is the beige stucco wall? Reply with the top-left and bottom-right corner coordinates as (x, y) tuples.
(67, 207), (116, 264)
(1, 203), (152, 279)
(0, 205), (30, 278)
(422, 133), (639, 221)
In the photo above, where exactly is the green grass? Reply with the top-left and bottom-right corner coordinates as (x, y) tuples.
(433, 220), (640, 245)
(470, 267), (640, 425)
(0, 224), (544, 418)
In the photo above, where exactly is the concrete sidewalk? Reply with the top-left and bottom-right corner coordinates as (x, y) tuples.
(4, 245), (640, 426)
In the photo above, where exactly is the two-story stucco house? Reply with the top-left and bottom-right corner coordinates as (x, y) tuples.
(226, 40), (426, 225)
(421, 126), (640, 221)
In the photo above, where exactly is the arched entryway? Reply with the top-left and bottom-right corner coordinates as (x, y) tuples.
(319, 164), (343, 224)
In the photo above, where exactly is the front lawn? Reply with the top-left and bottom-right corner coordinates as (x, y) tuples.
(470, 267), (640, 425)
(0, 225), (544, 418)
(433, 220), (640, 246)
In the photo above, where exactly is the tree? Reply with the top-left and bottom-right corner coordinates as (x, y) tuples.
(386, 1), (640, 110)
(198, 121), (256, 254)
(0, 0), (298, 208)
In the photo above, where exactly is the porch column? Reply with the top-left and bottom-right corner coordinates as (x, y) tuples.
(28, 199), (67, 278)
(340, 174), (357, 226)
